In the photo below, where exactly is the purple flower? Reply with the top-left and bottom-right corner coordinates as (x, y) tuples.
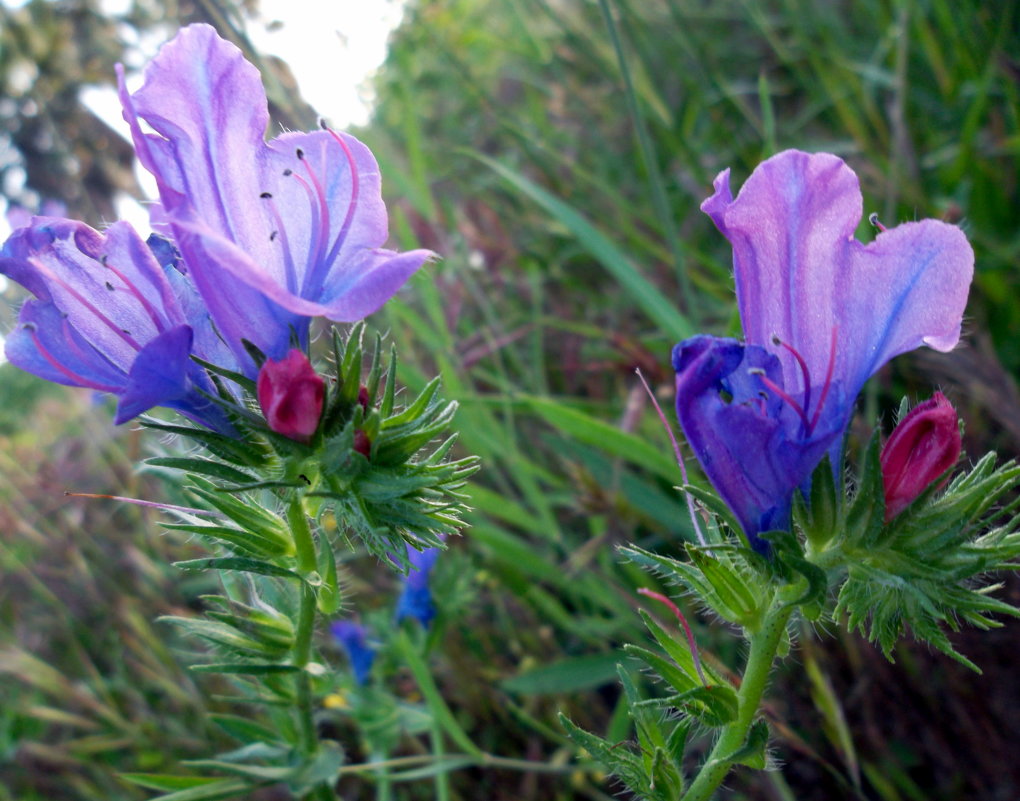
(395, 543), (441, 628)
(0, 218), (232, 431)
(330, 621), (376, 685)
(116, 24), (433, 374)
(674, 151), (973, 551)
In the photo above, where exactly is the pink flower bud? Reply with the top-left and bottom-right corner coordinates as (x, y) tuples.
(880, 392), (961, 521)
(257, 349), (324, 443)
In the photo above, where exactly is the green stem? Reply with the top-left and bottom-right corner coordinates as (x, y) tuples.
(681, 602), (794, 801)
(287, 496), (336, 801)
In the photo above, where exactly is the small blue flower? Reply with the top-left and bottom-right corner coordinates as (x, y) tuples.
(330, 621), (376, 685)
(674, 151), (974, 552)
(395, 544), (441, 628)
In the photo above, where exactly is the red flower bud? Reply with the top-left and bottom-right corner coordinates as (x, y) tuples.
(880, 392), (961, 522)
(257, 349), (324, 443)
(353, 429), (371, 459)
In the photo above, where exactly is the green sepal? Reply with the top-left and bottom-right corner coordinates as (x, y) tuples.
(185, 477), (291, 550)
(680, 482), (742, 538)
(638, 608), (718, 687)
(159, 616), (290, 659)
(190, 355), (257, 395)
(173, 557), (303, 581)
(146, 457), (258, 486)
(160, 522), (291, 560)
(799, 454), (841, 550)
(240, 339), (268, 371)
(717, 718), (770, 770)
(760, 529), (829, 618)
(316, 541), (342, 615)
(622, 544), (761, 626)
(636, 684), (739, 728)
(844, 430), (886, 549)
(559, 713), (651, 798)
(139, 418), (270, 467)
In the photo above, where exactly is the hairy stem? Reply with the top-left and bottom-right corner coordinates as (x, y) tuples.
(681, 602), (794, 801)
(288, 496), (336, 800)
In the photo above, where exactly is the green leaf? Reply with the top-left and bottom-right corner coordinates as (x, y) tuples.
(501, 653), (621, 695)
(119, 774), (224, 792)
(720, 718), (770, 770)
(190, 663), (299, 675)
(559, 714), (650, 798)
(146, 457), (257, 486)
(845, 431), (886, 548)
(124, 777), (255, 801)
(161, 522), (291, 559)
(209, 714), (286, 745)
(173, 557), (302, 581)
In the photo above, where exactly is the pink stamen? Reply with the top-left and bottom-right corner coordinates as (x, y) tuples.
(637, 588), (709, 687)
(809, 326), (838, 431)
(320, 127), (361, 271)
(635, 368), (707, 547)
(295, 147), (332, 277)
(774, 334), (812, 426)
(869, 212), (887, 232)
(755, 369), (811, 431)
(262, 191), (299, 293)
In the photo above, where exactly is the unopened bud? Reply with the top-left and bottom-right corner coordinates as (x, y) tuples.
(880, 392), (961, 521)
(353, 429), (371, 459)
(256, 349), (324, 443)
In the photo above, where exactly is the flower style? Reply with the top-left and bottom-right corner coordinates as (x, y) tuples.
(674, 150), (973, 552)
(880, 392), (961, 521)
(257, 349), (324, 442)
(0, 219), (233, 432)
(395, 543), (441, 627)
(116, 24), (433, 374)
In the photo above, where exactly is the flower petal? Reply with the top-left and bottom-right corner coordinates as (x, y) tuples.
(702, 150), (973, 400)
(673, 335), (841, 550)
(116, 324), (194, 423)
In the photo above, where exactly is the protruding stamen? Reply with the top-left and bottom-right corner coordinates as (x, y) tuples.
(637, 588), (709, 687)
(295, 148), (332, 277)
(261, 192), (299, 293)
(809, 326), (838, 431)
(318, 128), (361, 272)
(636, 367), (707, 547)
(869, 212), (887, 232)
(754, 368), (811, 430)
(772, 333), (812, 424)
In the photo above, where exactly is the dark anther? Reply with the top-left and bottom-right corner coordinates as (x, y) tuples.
(260, 192), (273, 199)
(105, 281), (115, 291)
(296, 148), (305, 159)
(270, 231), (278, 241)
(318, 117), (328, 129)
(121, 329), (131, 335)
(99, 254), (109, 266)
(283, 168), (293, 176)
(23, 322), (37, 331)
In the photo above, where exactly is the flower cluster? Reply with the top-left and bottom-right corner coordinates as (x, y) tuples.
(0, 24), (431, 434)
(673, 150), (973, 552)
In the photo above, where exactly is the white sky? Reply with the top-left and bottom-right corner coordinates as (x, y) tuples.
(0, 1), (408, 354)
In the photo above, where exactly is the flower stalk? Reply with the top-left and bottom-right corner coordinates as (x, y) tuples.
(681, 600), (794, 801)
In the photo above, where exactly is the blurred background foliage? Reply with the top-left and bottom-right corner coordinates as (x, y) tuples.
(1, 0), (1018, 799)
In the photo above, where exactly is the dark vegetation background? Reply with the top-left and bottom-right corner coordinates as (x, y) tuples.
(1, 0), (1018, 799)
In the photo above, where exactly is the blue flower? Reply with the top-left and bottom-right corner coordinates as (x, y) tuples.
(116, 24), (433, 374)
(395, 544), (441, 628)
(674, 151), (973, 552)
(0, 218), (233, 432)
(330, 621), (376, 685)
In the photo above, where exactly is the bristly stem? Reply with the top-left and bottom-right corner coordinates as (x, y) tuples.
(288, 496), (337, 800)
(681, 601), (793, 801)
